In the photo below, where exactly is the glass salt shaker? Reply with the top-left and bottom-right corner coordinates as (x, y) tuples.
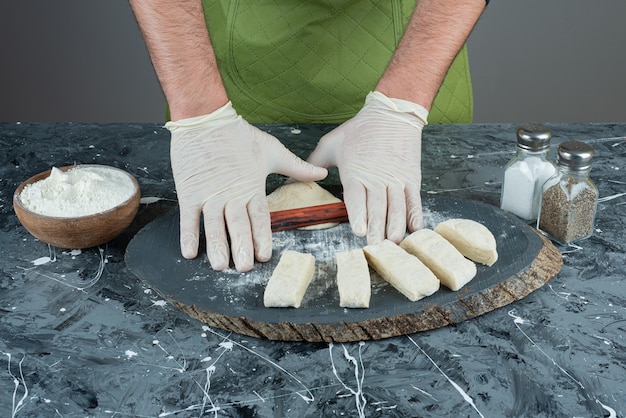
(537, 141), (598, 245)
(500, 123), (556, 222)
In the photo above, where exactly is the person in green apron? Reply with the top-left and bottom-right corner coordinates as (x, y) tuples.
(130, 0), (489, 272)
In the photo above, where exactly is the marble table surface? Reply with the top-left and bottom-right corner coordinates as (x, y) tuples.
(0, 122), (624, 417)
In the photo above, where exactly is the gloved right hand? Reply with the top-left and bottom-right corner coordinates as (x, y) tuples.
(166, 102), (327, 272)
(307, 91), (428, 245)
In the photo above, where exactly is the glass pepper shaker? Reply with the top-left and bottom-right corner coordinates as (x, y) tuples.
(500, 123), (556, 222)
(537, 141), (598, 244)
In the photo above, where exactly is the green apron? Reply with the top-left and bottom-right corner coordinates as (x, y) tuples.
(201, 0), (473, 124)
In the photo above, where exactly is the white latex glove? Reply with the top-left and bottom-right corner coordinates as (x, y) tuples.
(307, 91), (428, 244)
(166, 102), (327, 272)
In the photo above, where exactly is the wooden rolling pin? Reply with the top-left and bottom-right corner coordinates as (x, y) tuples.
(270, 201), (348, 232)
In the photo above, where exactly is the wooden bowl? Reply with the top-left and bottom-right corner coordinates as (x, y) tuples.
(13, 165), (141, 249)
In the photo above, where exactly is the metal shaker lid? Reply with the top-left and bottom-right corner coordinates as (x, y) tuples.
(557, 141), (594, 170)
(516, 123), (553, 151)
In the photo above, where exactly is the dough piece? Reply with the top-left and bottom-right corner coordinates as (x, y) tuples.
(400, 229), (477, 291)
(266, 181), (342, 230)
(264, 250), (316, 308)
(335, 249), (371, 308)
(363, 240), (440, 302)
(434, 219), (498, 266)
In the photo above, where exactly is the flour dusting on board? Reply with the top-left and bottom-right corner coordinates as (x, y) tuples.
(422, 206), (450, 229)
(211, 266), (269, 305)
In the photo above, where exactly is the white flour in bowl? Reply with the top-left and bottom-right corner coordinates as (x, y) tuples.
(19, 166), (136, 217)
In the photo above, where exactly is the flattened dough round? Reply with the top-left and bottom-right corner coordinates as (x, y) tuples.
(266, 182), (342, 230)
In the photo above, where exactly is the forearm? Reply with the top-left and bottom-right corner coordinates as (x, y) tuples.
(376, 0), (486, 111)
(129, 0), (228, 120)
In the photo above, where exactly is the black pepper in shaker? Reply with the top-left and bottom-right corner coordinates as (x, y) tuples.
(537, 141), (598, 244)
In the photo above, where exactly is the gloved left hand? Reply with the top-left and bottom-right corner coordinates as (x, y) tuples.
(307, 91), (428, 244)
(166, 102), (327, 272)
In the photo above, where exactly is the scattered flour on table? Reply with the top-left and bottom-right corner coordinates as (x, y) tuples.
(19, 166), (136, 217)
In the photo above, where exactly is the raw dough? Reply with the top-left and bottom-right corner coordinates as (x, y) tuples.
(400, 229), (477, 291)
(263, 250), (316, 308)
(266, 181), (342, 230)
(363, 240), (440, 302)
(335, 249), (371, 308)
(434, 219), (498, 266)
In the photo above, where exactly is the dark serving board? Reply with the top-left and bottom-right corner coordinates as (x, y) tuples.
(125, 196), (562, 342)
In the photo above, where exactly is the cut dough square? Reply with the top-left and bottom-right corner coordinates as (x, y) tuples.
(335, 249), (371, 308)
(363, 240), (440, 302)
(263, 250), (316, 308)
(434, 219), (498, 266)
(400, 229), (477, 291)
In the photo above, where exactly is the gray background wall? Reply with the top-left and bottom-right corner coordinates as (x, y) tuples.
(1, 1), (625, 123)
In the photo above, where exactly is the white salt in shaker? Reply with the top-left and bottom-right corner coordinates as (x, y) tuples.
(500, 123), (556, 222)
(537, 141), (598, 245)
